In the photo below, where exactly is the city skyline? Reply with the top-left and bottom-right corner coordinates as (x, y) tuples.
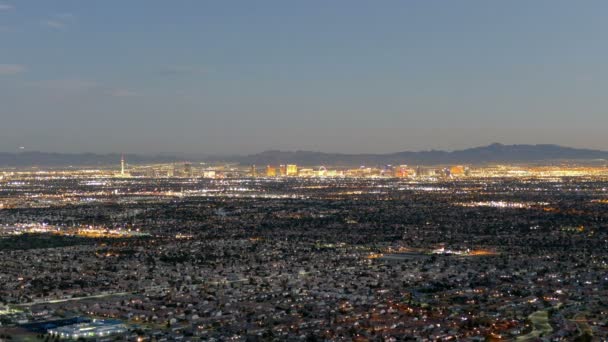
(3, 2), (608, 341)
(2, 1), (608, 154)
(2, 143), (608, 169)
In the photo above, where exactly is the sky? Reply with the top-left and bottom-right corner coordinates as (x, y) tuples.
(1, 0), (608, 155)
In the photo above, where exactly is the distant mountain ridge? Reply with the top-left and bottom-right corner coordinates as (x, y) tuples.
(217, 143), (608, 166)
(1, 144), (607, 167)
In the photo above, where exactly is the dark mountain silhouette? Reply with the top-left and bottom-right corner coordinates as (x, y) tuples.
(0, 144), (607, 167)
(214, 143), (608, 166)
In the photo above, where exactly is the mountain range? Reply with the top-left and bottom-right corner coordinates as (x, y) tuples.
(1, 144), (607, 167)
(220, 143), (608, 166)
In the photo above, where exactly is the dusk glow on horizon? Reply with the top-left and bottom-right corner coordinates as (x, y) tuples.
(2, 4), (608, 338)
(1, 1), (608, 154)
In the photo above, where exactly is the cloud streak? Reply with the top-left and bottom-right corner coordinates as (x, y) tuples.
(26, 78), (141, 99)
(109, 88), (139, 97)
(27, 79), (98, 91)
(41, 13), (75, 30)
(0, 3), (14, 11)
(42, 20), (67, 29)
(0, 64), (26, 75)
(160, 65), (210, 76)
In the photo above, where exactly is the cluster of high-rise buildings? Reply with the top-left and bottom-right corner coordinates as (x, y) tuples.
(117, 155), (474, 179)
(263, 164), (299, 177)
(118, 160), (608, 180)
(258, 164), (470, 178)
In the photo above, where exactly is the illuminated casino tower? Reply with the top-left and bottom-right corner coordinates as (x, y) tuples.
(121, 154), (125, 176)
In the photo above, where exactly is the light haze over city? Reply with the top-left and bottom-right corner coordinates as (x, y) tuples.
(1, 0), (607, 154)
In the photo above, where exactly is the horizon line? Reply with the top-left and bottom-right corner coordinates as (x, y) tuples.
(2, 142), (607, 156)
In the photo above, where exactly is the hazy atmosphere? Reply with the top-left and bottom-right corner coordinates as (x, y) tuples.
(1, 0), (608, 154)
(3, 3), (608, 341)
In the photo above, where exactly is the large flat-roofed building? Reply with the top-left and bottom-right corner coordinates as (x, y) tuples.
(266, 165), (277, 177)
(286, 164), (298, 176)
(48, 319), (128, 339)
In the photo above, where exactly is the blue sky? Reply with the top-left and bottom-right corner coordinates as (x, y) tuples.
(1, 0), (608, 154)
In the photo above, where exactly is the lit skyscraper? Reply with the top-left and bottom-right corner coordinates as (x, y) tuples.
(121, 154), (125, 176)
(266, 165), (277, 177)
(286, 164), (298, 176)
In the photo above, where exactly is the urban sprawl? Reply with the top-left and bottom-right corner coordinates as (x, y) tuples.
(1, 160), (608, 341)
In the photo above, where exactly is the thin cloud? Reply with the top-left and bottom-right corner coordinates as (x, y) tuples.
(26, 79), (141, 98)
(0, 64), (26, 75)
(109, 88), (139, 97)
(27, 79), (98, 91)
(41, 13), (75, 30)
(160, 65), (211, 76)
(0, 3), (14, 11)
(42, 20), (67, 29)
